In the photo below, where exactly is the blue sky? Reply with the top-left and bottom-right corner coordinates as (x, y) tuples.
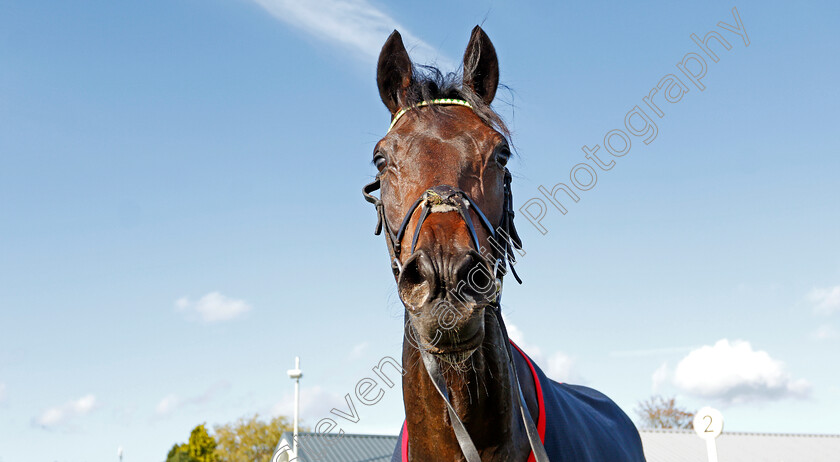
(1, 0), (839, 460)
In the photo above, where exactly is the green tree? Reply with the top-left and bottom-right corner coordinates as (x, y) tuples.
(188, 424), (218, 462)
(166, 443), (191, 462)
(214, 414), (294, 462)
(165, 424), (218, 462)
(635, 395), (694, 429)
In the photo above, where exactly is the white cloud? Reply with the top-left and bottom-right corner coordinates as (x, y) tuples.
(546, 352), (579, 383)
(272, 385), (346, 423)
(505, 316), (581, 383)
(808, 285), (840, 315)
(673, 339), (811, 404)
(349, 341), (369, 359)
(505, 319), (547, 367)
(250, 0), (453, 67)
(652, 362), (669, 393)
(34, 394), (97, 428)
(176, 292), (251, 322)
(155, 381), (231, 417)
(0, 382), (6, 404)
(505, 321), (541, 358)
(812, 324), (838, 340)
(155, 394), (181, 416)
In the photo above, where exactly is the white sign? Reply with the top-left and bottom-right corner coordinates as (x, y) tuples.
(693, 407), (724, 439)
(693, 407), (723, 462)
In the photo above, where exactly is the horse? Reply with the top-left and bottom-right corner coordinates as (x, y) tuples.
(363, 26), (646, 462)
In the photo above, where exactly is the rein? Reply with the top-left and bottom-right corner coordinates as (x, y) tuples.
(363, 99), (548, 462)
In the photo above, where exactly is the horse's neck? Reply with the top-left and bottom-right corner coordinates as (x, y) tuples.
(401, 311), (534, 462)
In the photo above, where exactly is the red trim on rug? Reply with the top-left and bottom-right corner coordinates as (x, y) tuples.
(509, 340), (547, 462)
(400, 341), (546, 462)
(401, 420), (409, 461)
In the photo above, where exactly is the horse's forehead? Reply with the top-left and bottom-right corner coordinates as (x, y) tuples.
(392, 107), (497, 148)
(394, 125), (493, 173)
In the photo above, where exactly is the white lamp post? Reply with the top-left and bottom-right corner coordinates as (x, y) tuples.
(286, 357), (303, 459)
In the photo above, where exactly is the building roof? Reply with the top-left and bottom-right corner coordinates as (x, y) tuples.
(640, 429), (840, 462)
(276, 431), (398, 462)
(275, 429), (840, 462)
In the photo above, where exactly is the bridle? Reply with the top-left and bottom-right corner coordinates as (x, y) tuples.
(362, 99), (549, 462)
(362, 171), (522, 285)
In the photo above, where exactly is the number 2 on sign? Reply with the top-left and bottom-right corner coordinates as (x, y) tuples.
(704, 415), (714, 433)
(693, 407), (723, 440)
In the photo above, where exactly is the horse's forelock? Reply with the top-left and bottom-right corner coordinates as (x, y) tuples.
(402, 64), (512, 143)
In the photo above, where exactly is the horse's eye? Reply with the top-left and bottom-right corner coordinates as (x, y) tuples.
(495, 146), (511, 167)
(374, 152), (388, 172)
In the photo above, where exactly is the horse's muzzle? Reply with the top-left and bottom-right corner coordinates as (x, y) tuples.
(398, 248), (496, 355)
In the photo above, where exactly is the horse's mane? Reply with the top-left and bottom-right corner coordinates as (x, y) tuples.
(404, 64), (511, 142)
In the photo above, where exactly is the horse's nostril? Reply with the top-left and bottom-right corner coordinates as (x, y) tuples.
(398, 251), (437, 308)
(454, 251), (496, 302)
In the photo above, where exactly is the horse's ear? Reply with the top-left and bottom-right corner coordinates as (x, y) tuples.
(377, 30), (413, 115)
(463, 26), (499, 105)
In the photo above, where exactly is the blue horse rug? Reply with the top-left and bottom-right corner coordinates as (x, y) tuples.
(391, 342), (646, 461)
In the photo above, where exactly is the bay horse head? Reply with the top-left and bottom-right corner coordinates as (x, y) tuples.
(363, 26), (646, 462)
(364, 26), (522, 364)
